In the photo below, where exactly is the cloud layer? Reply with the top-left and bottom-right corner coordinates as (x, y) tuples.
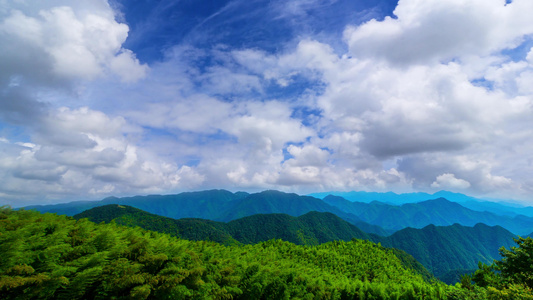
(2, 0), (533, 206)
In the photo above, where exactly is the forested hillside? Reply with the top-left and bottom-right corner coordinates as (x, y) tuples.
(27, 190), (389, 236)
(75, 205), (374, 245)
(75, 204), (515, 283)
(2, 207), (532, 299)
(74, 204), (238, 245)
(0, 207), (449, 299)
(381, 223), (516, 278)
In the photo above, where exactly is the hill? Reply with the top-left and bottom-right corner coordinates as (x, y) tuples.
(2, 207), (463, 299)
(75, 205), (515, 281)
(74, 204), (237, 244)
(322, 195), (533, 235)
(381, 223), (517, 278)
(74, 205), (375, 246)
(28, 190), (389, 236)
(219, 190), (389, 235)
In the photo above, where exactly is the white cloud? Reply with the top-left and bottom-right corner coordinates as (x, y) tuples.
(0, 3), (147, 82)
(431, 173), (471, 190)
(3, 0), (533, 205)
(344, 0), (533, 66)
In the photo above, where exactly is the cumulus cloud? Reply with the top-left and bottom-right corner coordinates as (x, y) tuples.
(431, 173), (471, 190)
(344, 0), (533, 66)
(0, 2), (148, 82)
(0, 106), (207, 206)
(114, 3), (533, 200)
(3, 0), (533, 205)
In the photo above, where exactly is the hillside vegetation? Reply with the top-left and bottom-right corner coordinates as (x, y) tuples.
(2, 207), (533, 299)
(1, 207), (450, 299)
(76, 204), (515, 282)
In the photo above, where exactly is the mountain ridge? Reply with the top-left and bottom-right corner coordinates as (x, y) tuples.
(74, 204), (517, 281)
(24, 189), (533, 235)
(310, 190), (533, 217)
(322, 195), (533, 235)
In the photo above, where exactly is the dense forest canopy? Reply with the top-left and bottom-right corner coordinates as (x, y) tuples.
(1, 207), (533, 299)
(73, 204), (516, 281)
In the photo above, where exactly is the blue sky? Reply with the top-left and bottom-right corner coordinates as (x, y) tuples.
(2, 0), (533, 206)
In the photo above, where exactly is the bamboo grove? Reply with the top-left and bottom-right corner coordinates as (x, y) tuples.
(1, 207), (532, 299)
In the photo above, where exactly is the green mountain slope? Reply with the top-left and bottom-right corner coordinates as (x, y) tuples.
(224, 211), (374, 245)
(74, 204), (374, 246)
(381, 223), (516, 278)
(2, 207), (463, 299)
(75, 204), (515, 281)
(28, 190), (389, 236)
(220, 190), (389, 235)
(74, 204), (237, 244)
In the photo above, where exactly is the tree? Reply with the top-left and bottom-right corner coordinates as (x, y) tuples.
(496, 237), (533, 288)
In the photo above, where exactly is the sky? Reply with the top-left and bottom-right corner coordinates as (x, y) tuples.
(2, 0), (533, 207)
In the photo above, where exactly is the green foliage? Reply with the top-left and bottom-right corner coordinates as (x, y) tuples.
(76, 205), (434, 279)
(74, 204), (237, 245)
(468, 237), (533, 299)
(0, 207), (480, 299)
(381, 223), (516, 278)
(74, 205), (374, 246)
(496, 237), (533, 288)
(438, 269), (477, 285)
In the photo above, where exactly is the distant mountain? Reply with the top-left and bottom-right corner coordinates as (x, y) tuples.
(26, 189), (247, 218)
(27, 189), (533, 235)
(218, 190), (389, 235)
(381, 223), (516, 278)
(309, 191), (435, 205)
(459, 200), (533, 218)
(311, 190), (533, 217)
(27, 189), (389, 236)
(322, 195), (533, 235)
(219, 190), (337, 220)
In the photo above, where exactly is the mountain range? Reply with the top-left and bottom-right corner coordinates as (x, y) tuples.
(322, 195), (533, 235)
(26, 189), (533, 236)
(74, 204), (517, 281)
(310, 190), (533, 217)
(26, 190), (388, 235)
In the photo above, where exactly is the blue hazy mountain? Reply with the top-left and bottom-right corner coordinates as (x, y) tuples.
(25, 189), (533, 235)
(310, 190), (533, 217)
(26, 189), (388, 236)
(321, 195), (533, 235)
(25, 189), (247, 219)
